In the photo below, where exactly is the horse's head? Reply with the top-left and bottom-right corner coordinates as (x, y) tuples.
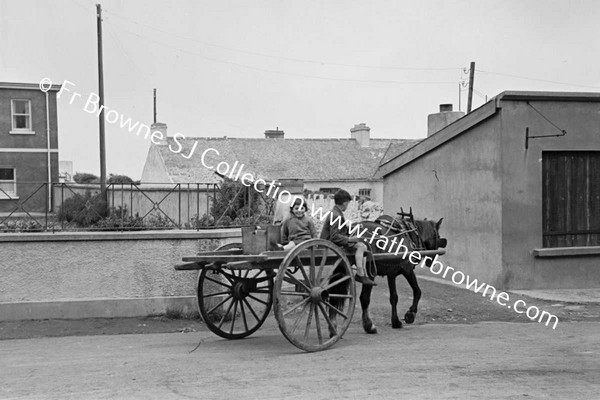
(415, 218), (447, 250)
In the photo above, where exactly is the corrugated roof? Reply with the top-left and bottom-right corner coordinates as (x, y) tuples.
(158, 137), (417, 184)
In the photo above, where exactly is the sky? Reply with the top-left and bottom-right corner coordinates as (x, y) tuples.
(2, 0), (600, 179)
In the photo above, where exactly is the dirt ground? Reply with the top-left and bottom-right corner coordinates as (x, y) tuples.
(2, 277), (599, 340)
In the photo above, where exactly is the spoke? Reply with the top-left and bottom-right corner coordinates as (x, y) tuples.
(295, 256), (312, 286)
(303, 303), (314, 343)
(220, 271), (237, 284)
(242, 297), (260, 322)
(251, 289), (271, 294)
(328, 294), (353, 299)
(217, 299), (235, 330)
(323, 275), (352, 291)
(284, 271), (311, 292)
(323, 301), (349, 320)
(243, 269), (249, 278)
(317, 303), (337, 336)
(314, 303), (323, 344)
(289, 302), (308, 335)
(229, 300), (238, 334)
(315, 250), (329, 283)
(202, 290), (231, 298)
(204, 275), (232, 289)
(247, 294), (269, 306)
(239, 299), (249, 332)
(283, 297), (310, 317)
(206, 295), (233, 315)
(318, 259), (341, 286)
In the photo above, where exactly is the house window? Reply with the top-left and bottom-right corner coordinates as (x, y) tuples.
(358, 188), (371, 197)
(542, 151), (600, 248)
(11, 99), (33, 133)
(0, 168), (16, 198)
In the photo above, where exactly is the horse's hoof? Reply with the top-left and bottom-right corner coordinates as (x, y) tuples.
(404, 311), (416, 324)
(392, 320), (403, 329)
(364, 324), (378, 334)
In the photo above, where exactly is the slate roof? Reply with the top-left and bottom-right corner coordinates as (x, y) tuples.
(156, 137), (421, 184)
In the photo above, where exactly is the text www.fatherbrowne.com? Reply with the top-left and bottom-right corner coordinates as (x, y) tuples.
(309, 203), (559, 330)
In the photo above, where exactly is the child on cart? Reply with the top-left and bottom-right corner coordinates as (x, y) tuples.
(278, 197), (317, 251)
(320, 189), (376, 286)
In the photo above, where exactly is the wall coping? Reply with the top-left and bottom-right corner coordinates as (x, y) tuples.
(533, 246), (600, 258)
(0, 228), (242, 242)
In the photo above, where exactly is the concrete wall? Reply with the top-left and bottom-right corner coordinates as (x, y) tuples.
(140, 145), (172, 184)
(383, 115), (504, 286)
(499, 99), (600, 289)
(0, 229), (241, 320)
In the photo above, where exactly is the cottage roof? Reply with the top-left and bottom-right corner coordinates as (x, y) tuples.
(157, 136), (420, 184)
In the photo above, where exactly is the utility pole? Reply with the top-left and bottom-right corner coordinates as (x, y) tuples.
(458, 82), (461, 112)
(153, 88), (157, 123)
(96, 4), (107, 197)
(467, 61), (475, 113)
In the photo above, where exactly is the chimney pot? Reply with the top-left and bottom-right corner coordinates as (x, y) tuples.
(439, 104), (453, 112)
(265, 129), (284, 139)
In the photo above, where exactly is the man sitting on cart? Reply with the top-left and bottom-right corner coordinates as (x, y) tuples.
(320, 189), (376, 286)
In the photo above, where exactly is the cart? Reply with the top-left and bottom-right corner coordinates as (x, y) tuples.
(175, 226), (444, 352)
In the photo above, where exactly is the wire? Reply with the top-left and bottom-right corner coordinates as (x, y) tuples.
(104, 20), (458, 86)
(527, 102), (567, 134)
(477, 69), (600, 89)
(105, 10), (462, 73)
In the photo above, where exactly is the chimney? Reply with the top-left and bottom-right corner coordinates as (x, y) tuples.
(264, 128), (284, 139)
(150, 122), (168, 145)
(427, 104), (465, 137)
(350, 123), (370, 147)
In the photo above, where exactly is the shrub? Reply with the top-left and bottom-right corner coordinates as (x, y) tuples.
(73, 172), (99, 184)
(108, 174), (140, 185)
(57, 191), (108, 226)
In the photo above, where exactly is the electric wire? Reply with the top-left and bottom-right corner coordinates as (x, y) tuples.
(105, 10), (462, 72)
(103, 19), (457, 86)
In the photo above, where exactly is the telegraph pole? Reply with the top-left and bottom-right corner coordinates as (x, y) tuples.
(467, 61), (475, 113)
(96, 4), (107, 197)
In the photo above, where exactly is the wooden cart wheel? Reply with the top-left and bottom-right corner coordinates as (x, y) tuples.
(197, 242), (274, 339)
(273, 239), (356, 352)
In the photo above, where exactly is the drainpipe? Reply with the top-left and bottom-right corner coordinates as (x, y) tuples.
(45, 91), (51, 212)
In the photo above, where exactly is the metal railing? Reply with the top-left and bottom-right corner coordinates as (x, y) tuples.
(0, 181), (275, 232)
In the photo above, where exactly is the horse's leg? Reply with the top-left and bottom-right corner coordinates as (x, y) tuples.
(402, 268), (421, 324)
(359, 284), (377, 334)
(328, 307), (338, 338)
(387, 274), (402, 329)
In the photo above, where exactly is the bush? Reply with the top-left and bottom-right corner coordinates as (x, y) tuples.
(211, 178), (271, 226)
(0, 219), (44, 233)
(73, 172), (99, 184)
(108, 174), (140, 185)
(58, 191), (108, 226)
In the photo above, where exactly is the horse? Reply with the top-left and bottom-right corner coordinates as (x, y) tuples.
(327, 213), (447, 336)
(357, 214), (446, 333)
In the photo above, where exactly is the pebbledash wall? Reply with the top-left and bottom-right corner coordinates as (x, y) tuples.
(0, 229), (241, 321)
(379, 91), (600, 290)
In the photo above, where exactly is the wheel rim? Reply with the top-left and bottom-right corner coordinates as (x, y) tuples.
(273, 239), (356, 352)
(197, 242), (273, 339)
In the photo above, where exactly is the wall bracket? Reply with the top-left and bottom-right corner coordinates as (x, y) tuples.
(525, 127), (567, 149)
